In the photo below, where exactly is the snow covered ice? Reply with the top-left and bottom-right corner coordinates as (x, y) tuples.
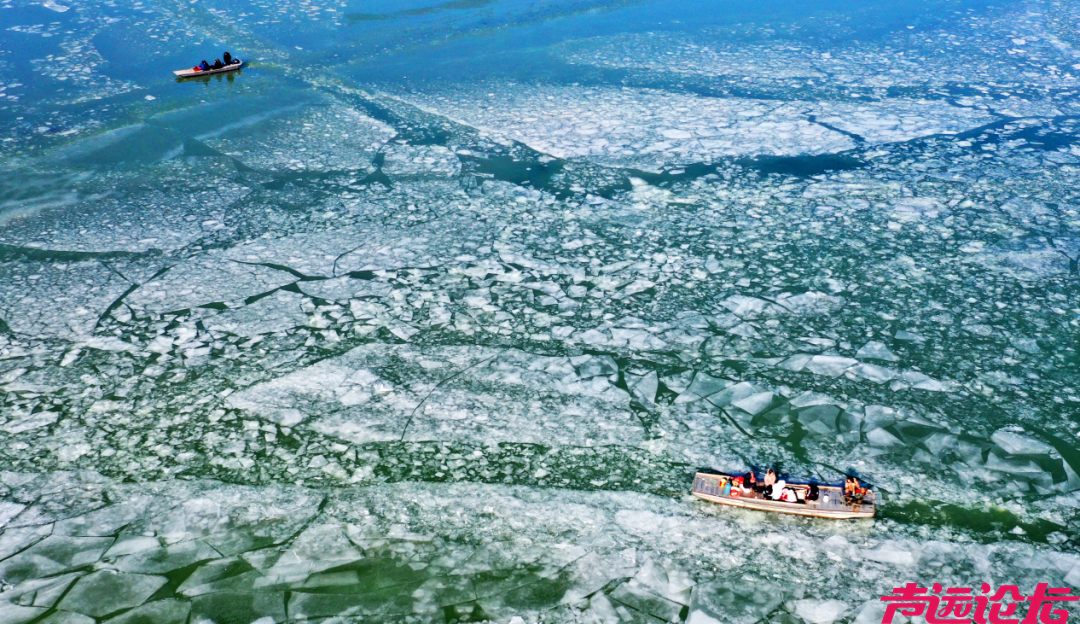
(2, 0), (1080, 621)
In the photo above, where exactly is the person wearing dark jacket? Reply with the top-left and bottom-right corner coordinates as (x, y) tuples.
(213, 59), (224, 69)
(223, 51), (233, 65)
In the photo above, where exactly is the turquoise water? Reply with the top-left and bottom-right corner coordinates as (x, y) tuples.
(2, 0), (1080, 622)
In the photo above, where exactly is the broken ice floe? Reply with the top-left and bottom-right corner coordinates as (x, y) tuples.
(0, 474), (1074, 624)
(228, 344), (636, 446)
(381, 144), (461, 179)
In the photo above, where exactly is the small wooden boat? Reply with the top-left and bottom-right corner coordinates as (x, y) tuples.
(692, 472), (875, 519)
(174, 60), (243, 79)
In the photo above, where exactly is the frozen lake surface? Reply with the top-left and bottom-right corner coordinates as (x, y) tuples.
(2, 0), (1080, 622)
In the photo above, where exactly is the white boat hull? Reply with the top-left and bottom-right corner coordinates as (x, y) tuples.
(692, 472), (875, 519)
(174, 60), (243, 78)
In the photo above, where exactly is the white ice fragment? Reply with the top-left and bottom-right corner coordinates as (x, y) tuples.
(0, 502), (26, 528)
(720, 295), (771, 317)
(3, 411), (59, 434)
(795, 600), (849, 624)
(661, 129), (693, 139)
(855, 341), (899, 362)
(894, 330), (924, 342)
(146, 336), (174, 354)
(788, 392), (834, 408)
(900, 371), (951, 392)
(621, 279), (655, 297)
(0, 368), (27, 384)
(991, 430), (1053, 455)
(614, 510), (681, 535)
(778, 354), (812, 372)
(732, 391), (776, 416)
(853, 600), (890, 624)
(848, 363), (896, 383)
(60, 349), (81, 367)
(728, 322), (759, 338)
(866, 428), (903, 448)
(804, 355), (857, 377)
(58, 571), (167, 618)
(862, 543), (916, 566)
(676, 373), (727, 403)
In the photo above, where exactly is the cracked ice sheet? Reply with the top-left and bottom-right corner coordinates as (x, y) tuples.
(227, 343), (639, 445)
(198, 101), (396, 173)
(2, 474), (1078, 623)
(812, 100), (997, 144)
(202, 289), (308, 337)
(381, 144), (462, 179)
(557, 33), (828, 80)
(221, 212), (497, 277)
(396, 83), (855, 168)
(0, 260), (132, 339)
(124, 254), (297, 314)
(0, 163), (250, 254)
(556, 22), (1080, 91)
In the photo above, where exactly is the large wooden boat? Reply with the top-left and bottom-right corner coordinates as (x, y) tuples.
(692, 472), (875, 519)
(174, 60), (243, 78)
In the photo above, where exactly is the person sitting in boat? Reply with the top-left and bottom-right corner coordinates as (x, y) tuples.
(844, 476), (866, 505)
(769, 478), (787, 500)
(743, 471), (758, 494)
(762, 469), (777, 498)
(223, 51), (234, 65)
(199, 60), (210, 71)
(806, 482), (820, 501)
(213, 58), (224, 69)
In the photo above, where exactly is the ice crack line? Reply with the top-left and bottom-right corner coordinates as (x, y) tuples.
(399, 354), (498, 441)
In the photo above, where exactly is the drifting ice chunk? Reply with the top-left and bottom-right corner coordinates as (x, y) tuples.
(901, 371), (951, 392)
(855, 341), (899, 362)
(676, 373), (731, 403)
(862, 543), (917, 566)
(990, 430), (1054, 456)
(984, 453), (1046, 476)
(382, 144), (461, 179)
(102, 599), (190, 624)
(205, 289), (308, 337)
(0, 605), (47, 624)
(848, 363), (897, 383)
(788, 392), (836, 409)
(732, 391), (777, 416)
(778, 354), (813, 372)
(795, 599), (850, 624)
(610, 580), (684, 622)
(3, 411), (59, 434)
(719, 295), (773, 317)
(626, 371), (659, 407)
(921, 433), (958, 456)
(706, 381), (758, 408)
(866, 428), (903, 448)
(57, 571), (167, 617)
(804, 355), (858, 377)
(688, 579), (784, 624)
(256, 523), (363, 586)
(853, 600), (891, 624)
